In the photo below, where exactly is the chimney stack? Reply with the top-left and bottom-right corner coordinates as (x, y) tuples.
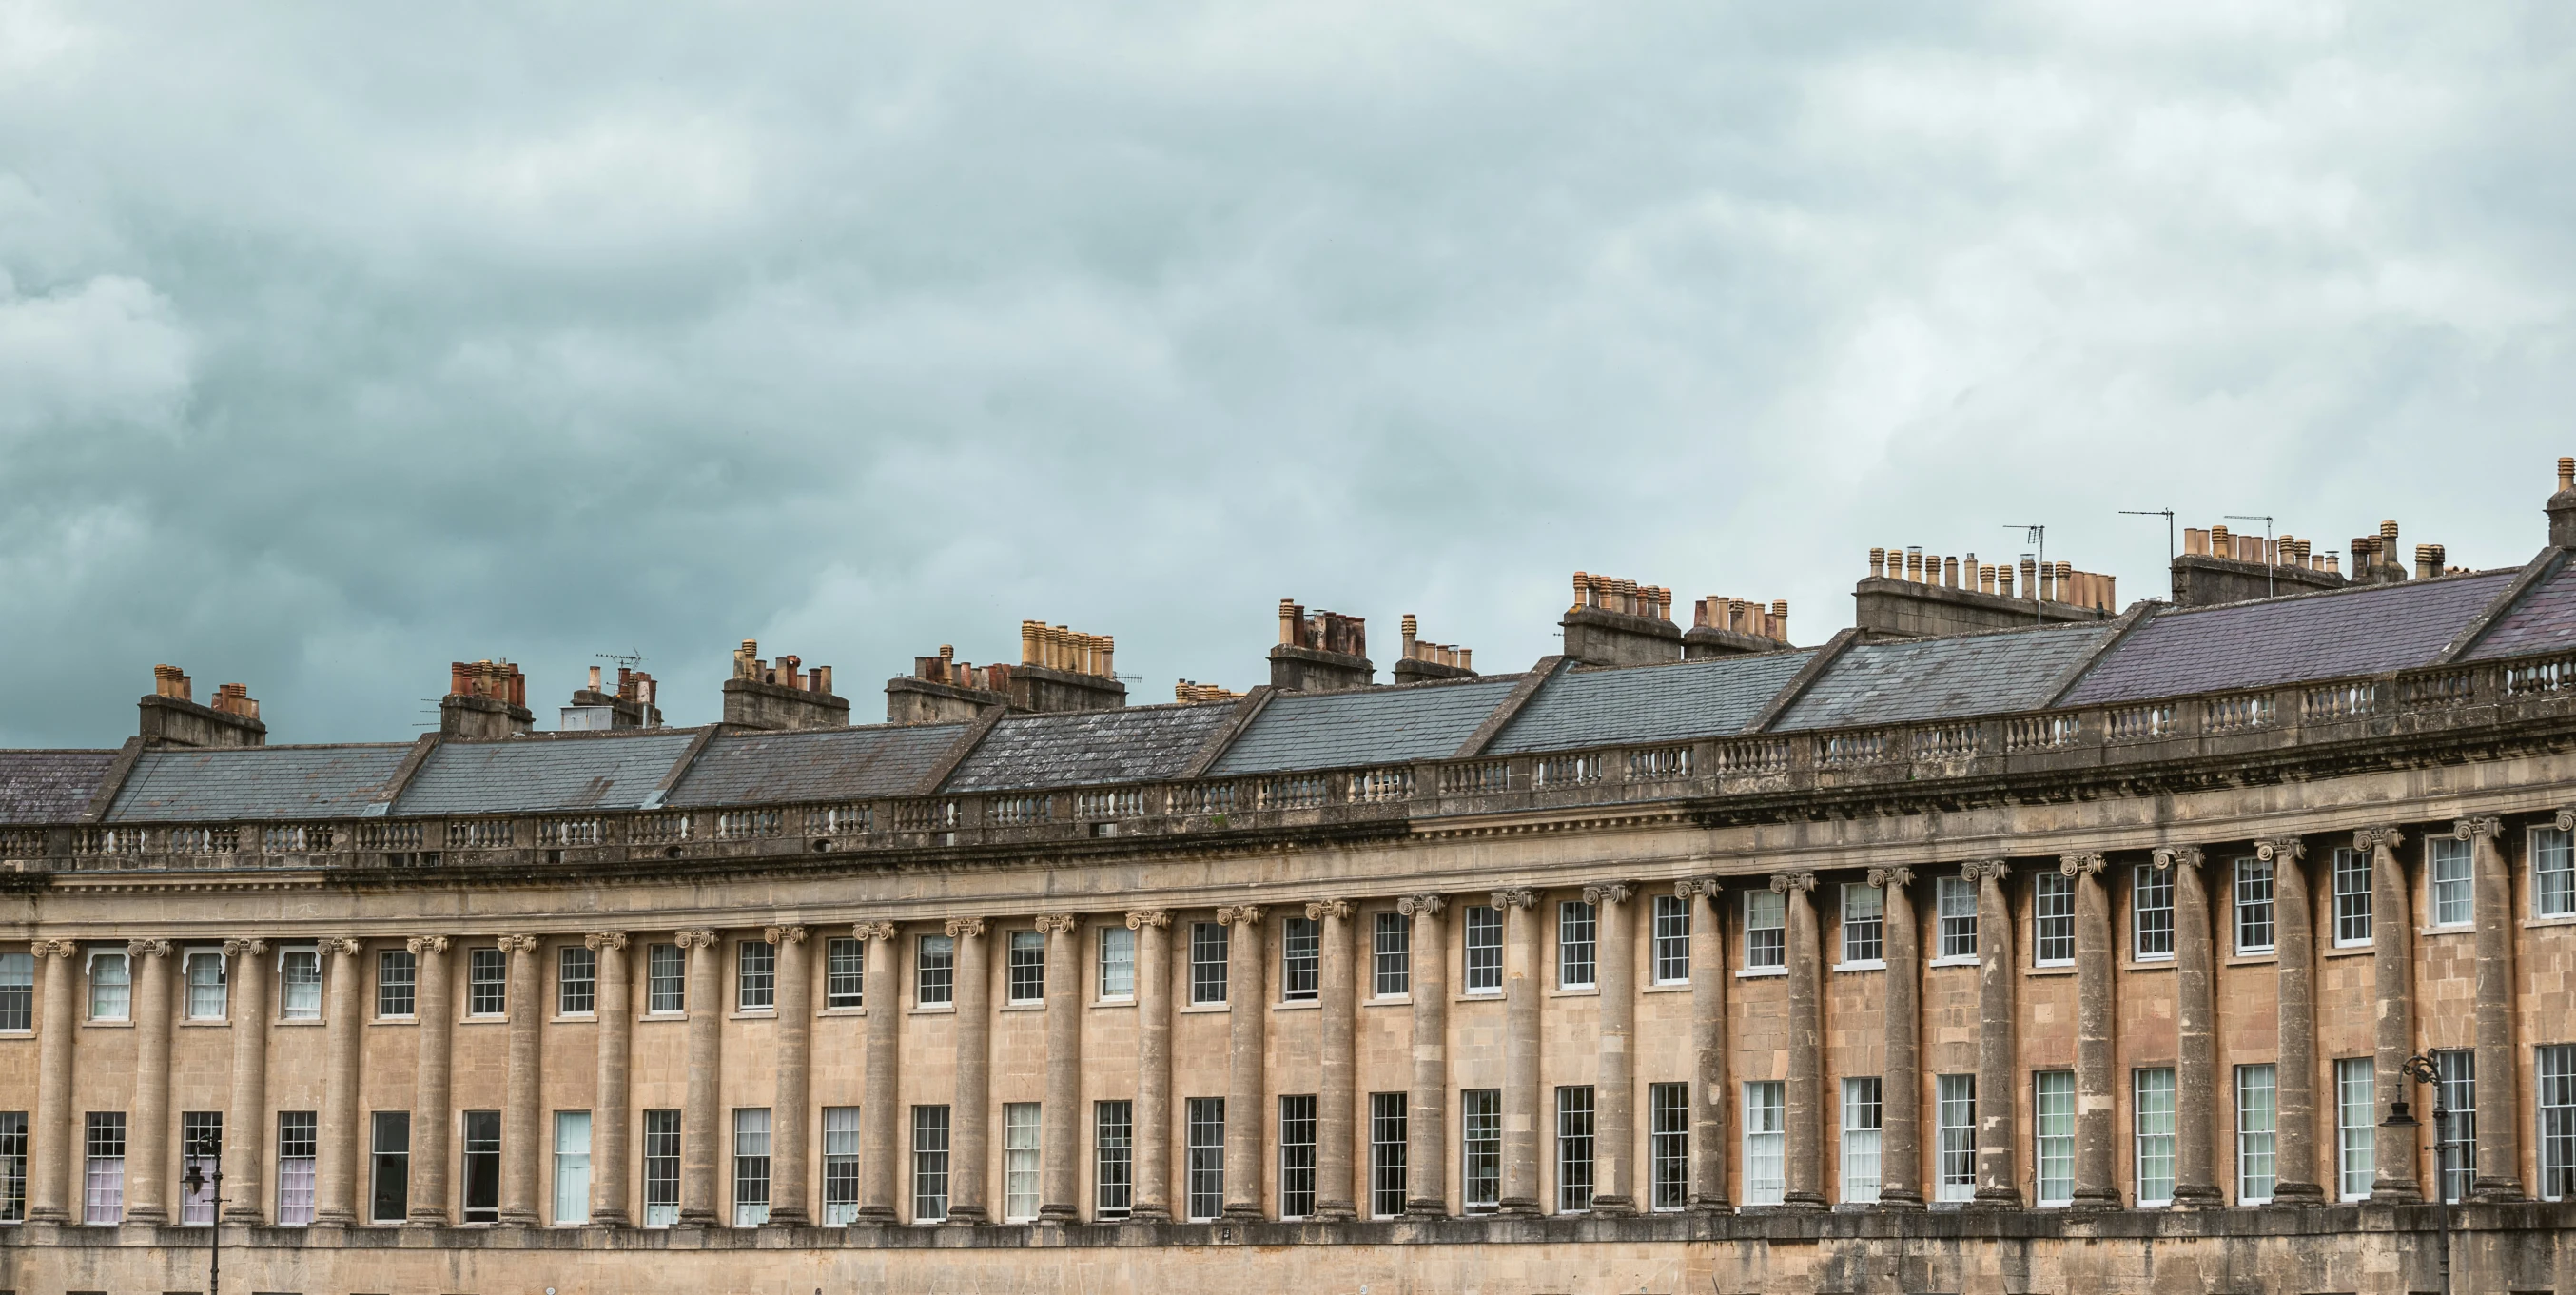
(1561, 571), (1685, 666)
(1855, 543), (2118, 636)
(2549, 455), (2576, 549)
(888, 643), (1009, 724)
(1272, 600), (1375, 691)
(1684, 594), (1795, 658)
(138, 664), (268, 748)
(564, 663), (662, 731)
(439, 659), (533, 739)
(1393, 613), (1478, 683)
(724, 638), (850, 731)
(1175, 679), (1241, 703)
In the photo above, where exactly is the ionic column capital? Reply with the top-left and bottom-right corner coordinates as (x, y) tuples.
(126, 938), (173, 959)
(2452, 816), (2503, 841)
(1866, 866), (1913, 889)
(1032, 914), (1079, 935)
(1489, 888), (1537, 910)
(2059, 854), (2105, 877)
(405, 935), (450, 956)
(673, 929), (719, 951)
(496, 934), (541, 954)
(1122, 910), (1170, 931)
(2151, 846), (2203, 872)
(583, 932), (629, 952)
(1395, 893), (1446, 917)
(1960, 859), (2010, 883)
(1304, 899), (1353, 922)
(30, 938), (78, 959)
(2556, 808), (2576, 834)
(1768, 871), (1817, 894)
(1584, 882), (1635, 906)
(1216, 905), (1263, 927)
(851, 921), (899, 942)
(944, 916), (986, 939)
(765, 925), (810, 946)
(318, 937), (363, 957)
(2352, 825), (2406, 853)
(2254, 837), (2306, 863)
(1673, 876), (1721, 901)
(221, 937), (268, 958)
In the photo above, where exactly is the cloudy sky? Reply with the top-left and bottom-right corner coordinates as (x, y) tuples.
(3, 4), (2571, 746)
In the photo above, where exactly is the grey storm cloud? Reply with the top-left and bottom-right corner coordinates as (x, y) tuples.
(1, 3), (2571, 745)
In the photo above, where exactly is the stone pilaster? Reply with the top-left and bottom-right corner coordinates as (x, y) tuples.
(767, 925), (812, 1226)
(1774, 873), (1827, 1211)
(1398, 893), (1449, 1217)
(2463, 816), (2525, 1199)
(1309, 899), (1357, 1219)
(1127, 910), (1173, 1222)
(125, 938), (175, 1225)
(222, 937), (272, 1223)
(1036, 914), (1082, 1223)
(1870, 869), (1922, 1210)
(2064, 854), (2119, 1209)
(27, 939), (78, 1224)
(675, 928), (722, 1225)
(2361, 826), (2420, 1203)
(1494, 888), (1542, 1214)
(2258, 837), (2323, 1205)
(2159, 847), (2223, 1207)
(1589, 883), (1638, 1215)
(853, 922), (901, 1223)
(946, 917), (991, 1226)
(498, 934), (543, 1226)
(315, 938), (365, 1226)
(1680, 878), (1731, 1212)
(1966, 859), (2021, 1209)
(406, 935), (453, 1226)
(1217, 904), (1266, 1220)
(586, 932), (632, 1227)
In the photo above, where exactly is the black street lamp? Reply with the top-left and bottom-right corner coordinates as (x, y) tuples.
(2383, 1052), (2453, 1295)
(179, 1152), (223, 1295)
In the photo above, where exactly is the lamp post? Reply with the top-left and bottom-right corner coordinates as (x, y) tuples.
(180, 1153), (223, 1295)
(2382, 1052), (2452, 1295)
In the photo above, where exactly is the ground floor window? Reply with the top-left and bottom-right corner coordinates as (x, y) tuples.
(823, 1107), (863, 1225)
(1186, 1098), (1225, 1222)
(1649, 1083), (1689, 1210)
(1842, 1077), (1882, 1205)
(912, 1105), (951, 1224)
(2134, 1069), (2175, 1207)
(1278, 1094), (1317, 1219)
(1936, 1075), (1975, 1204)
(1462, 1089), (1501, 1211)
(1094, 1101), (1133, 1221)
(1742, 1082), (1785, 1207)
(1370, 1092), (1408, 1218)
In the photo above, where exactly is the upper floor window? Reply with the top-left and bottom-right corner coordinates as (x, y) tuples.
(0, 951), (32, 1031)
(1373, 912), (1410, 998)
(1280, 917), (1319, 1002)
(1005, 931), (1044, 1005)
(279, 947), (322, 1021)
(646, 943), (685, 1013)
(556, 945), (596, 1015)
(1096, 927), (1134, 1001)
(1463, 906), (1502, 994)
(1840, 884), (1882, 965)
(826, 937), (865, 1010)
(185, 949), (227, 1020)
(1556, 901), (1596, 990)
(915, 935), (955, 1008)
(2331, 847), (2372, 946)
(1189, 923), (1228, 1005)
(2133, 865), (2174, 960)
(2535, 826), (2576, 920)
(1936, 876), (1977, 960)
(466, 947), (505, 1016)
(737, 940), (776, 1011)
(2032, 873), (2075, 967)
(1650, 895), (1690, 984)
(1743, 891), (1785, 970)
(2428, 837), (2472, 928)
(376, 950), (415, 1019)
(2234, 858), (2274, 955)
(88, 950), (131, 1021)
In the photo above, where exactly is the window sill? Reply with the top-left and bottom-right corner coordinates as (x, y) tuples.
(1454, 990), (1505, 1003)
(1087, 999), (1135, 1010)
(727, 1010), (778, 1021)
(2326, 941), (2374, 955)
(83, 1018), (134, 1029)
(1179, 1002), (1231, 1014)
(819, 1007), (868, 1017)
(179, 1018), (234, 1028)
(2226, 953), (2276, 966)
(1271, 1000), (1317, 1012)
(999, 1002), (1045, 1012)
(369, 1016), (418, 1027)
(2119, 961), (2175, 973)
(1926, 954), (1979, 970)
(458, 1015), (507, 1026)
(2417, 926), (2472, 938)
(1549, 986), (1599, 998)
(909, 1005), (956, 1016)
(2024, 966), (2076, 978)
(638, 1012), (690, 1023)
(550, 1013), (597, 1025)
(1734, 967), (1786, 980)
(2524, 914), (2576, 929)
(1367, 994), (1411, 1007)
(271, 1017), (326, 1028)
(1643, 982), (1691, 994)
(1831, 960), (1885, 973)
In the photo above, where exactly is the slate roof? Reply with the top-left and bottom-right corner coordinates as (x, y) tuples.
(109, 744), (412, 822)
(1490, 652), (1817, 754)
(0, 750), (117, 824)
(2463, 557), (2576, 662)
(2060, 571), (2520, 706)
(670, 723), (966, 807)
(1771, 626), (2113, 732)
(395, 730), (701, 815)
(1208, 677), (1520, 776)
(943, 703), (1237, 794)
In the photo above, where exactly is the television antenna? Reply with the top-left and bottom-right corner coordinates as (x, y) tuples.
(2224, 514), (2277, 598)
(2120, 509), (2176, 600)
(2002, 524), (2046, 625)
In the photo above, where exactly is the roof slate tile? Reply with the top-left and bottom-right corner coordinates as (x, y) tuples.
(944, 704), (1237, 794)
(671, 724), (966, 807)
(1772, 627), (2110, 732)
(0, 750), (118, 824)
(1490, 652), (1816, 754)
(110, 744), (412, 822)
(2463, 559), (2576, 662)
(1209, 678), (1519, 776)
(396, 731), (701, 815)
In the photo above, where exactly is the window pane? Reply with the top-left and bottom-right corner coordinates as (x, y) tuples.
(826, 937), (865, 1010)
(88, 952), (130, 1021)
(281, 950), (322, 1020)
(1557, 901), (1597, 989)
(2335, 1057), (2376, 1200)
(2539, 1044), (2576, 1202)
(917, 935), (955, 1008)
(2234, 858), (2274, 953)
(648, 944), (686, 1013)
(556, 946), (596, 1015)
(1097, 927), (1136, 1000)
(1094, 1101), (1134, 1220)
(1281, 918), (1319, 1002)
(2535, 828), (2576, 919)
(1651, 895), (1691, 984)
(1649, 1083), (1689, 1209)
(185, 951), (227, 1020)
(1278, 1094), (1317, 1218)
(462, 1109), (500, 1222)
(2433, 1050), (2476, 1204)
(378, 950), (416, 1017)
(737, 941), (776, 1012)
(823, 1106), (863, 1225)
(1745, 892), (1786, 970)
(554, 1110), (592, 1225)
(2133, 865), (2175, 959)
(1936, 1074), (1976, 1203)
(0, 1110), (22, 1224)
(1373, 912), (1411, 998)
(2135, 1069), (2176, 1207)
(2235, 1065), (2276, 1204)
(2035, 1072), (2074, 1206)
(371, 1110), (410, 1224)
(275, 1110), (317, 1226)
(1742, 1082), (1784, 1206)
(1370, 1092), (1408, 1218)
(2033, 874), (2074, 965)
(1555, 1087), (1594, 1213)
(179, 1110), (222, 1225)
(1007, 932), (1046, 1005)
(1190, 924), (1228, 1006)
(1841, 884), (1883, 965)
(1464, 907), (1503, 993)
(1937, 876), (1979, 959)
(912, 1105), (951, 1223)
(2430, 837), (2472, 927)
(1003, 1103), (1040, 1222)
(1185, 1097), (1225, 1221)
(643, 1109), (681, 1226)
(84, 1110), (126, 1224)
(1841, 1076), (1882, 1205)
(0, 952), (34, 1032)
(2332, 847), (2374, 944)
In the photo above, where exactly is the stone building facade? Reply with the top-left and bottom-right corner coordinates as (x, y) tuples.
(9, 470), (2576, 1293)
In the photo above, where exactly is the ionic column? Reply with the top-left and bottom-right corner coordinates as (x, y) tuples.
(314, 938), (365, 1226)
(1217, 905), (1266, 1219)
(853, 923), (902, 1223)
(26, 939), (78, 1223)
(1310, 899), (1357, 1220)
(406, 935), (453, 1226)
(2361, 826), (2420, 1203)
(127, 938), (176, 1225)
(1494, 888), (1542, 1214)
(1776, 873), (1828, 1211)
(1680, 879), (1731, 1212)
(2260, 837), (2323, 1205)
(587, 932), (632, 1227)
(1588, 884), (1638, 1215)
(1127, 911), (1174, 1222)
(223, 937), (272, 1223)
(946, 916), (991, 1225)
(675, 928), (722, 1225)
(1398, 894), (1449, 1217)
(498, 934), (542, 1226)
(1037, 914), (1082, 1223)
(767, 925), (812, 1226)
(2463, 816), (2525, 1199)
(2160, 847), (2223, 1207)
(1966, 859), (2021, 1209)
(2065, 854), (2119, 1209)
(1870, 869), (1922, 1210)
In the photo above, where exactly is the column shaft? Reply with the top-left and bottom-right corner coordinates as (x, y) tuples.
(1781, 876), (1826, 1209)
(1403, 896), (1450, 1217)
(2270, 841), (2323, 1204)
(28, 942), (77, 1223)
(316, 939), (364, 1226)
(1685, 882), (1731, 1211)
(127, 940), (175, 1224)
(1038, 915), (1082, 1222)
(1220, 906), (1266, 1219)
(677, 930), (721, 1225)
(856, 925), (902, 1222)
(224, 938), (273, 1223)
(2366, 829), (2420, 1202)
(408, 937), (453, 1226)
(1314, 901), (1356, 1219)
(1875, 871), (1922, 1210)
(2467, 819), (2524, 1199)
(1130, 912), (1174, 1222)
(769, 927), (812, 1226)
(2170, 851), (2222, 1207)
(1592, 885), (1639, 1214)
(499, 935), (542, 1225)
(589, 933), (632, 1226)
(1970, 861), (2021, 1208)
(1498, 891), (1541, 1214)
(2069, 856), (2119, 1208)
(947, 918), (991, 1224)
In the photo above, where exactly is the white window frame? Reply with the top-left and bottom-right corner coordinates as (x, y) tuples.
(2235, 1064), (2276, 1205)
(2034, 1071), (2075, 1207)
(277, 945), (322, 1021)
(1372, 912), (1410, 1000)
(2331, 847), (2374, 948)
(1840, 1076), (1881, 1205)
(1188, 923), (1227, 1006)
(2533, 826), (2576, 920)
(823, 1106), (864, 1225)
(2538, 1043), (2576, 1203)
(2233, 857), (2274, 955)
(1838, 883), (1883, 969)
(1741, 1081), (1785, 1207)
(1648, 1082), (1688, 1211)
(1096, 926), (1136, 1002)
(2135, 1068), (2176, 1207)
(916, 934), (956, 1008)
(2031, 873), (2075, 968)
(1935, 1074), (1975, 1203)
(1005, 930), (1045, 1007)
(552, 1110), (591, 1226)
(1554, 1086), (1594, 1214)
(1742, 891), (1786, 971)
(1650, 894), (1690, 985)
(1934, 876), (1978, 963)
(2428, 837), (2472, 929)
(1461, 1088), (1502, 1211)
(1002, 1103), (1041, 1223)
(183, 946), (228, 1021)
(2335, 1056), (2375, 1202)
(86, 949), (130, 1022)
(1463, 906), (1503, 995)
(1556, 901), (1597, 991)
(2132, 864), (2175, 962)
(644, 943), (684, 1015)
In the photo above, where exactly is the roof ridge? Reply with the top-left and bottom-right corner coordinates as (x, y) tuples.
(2431, 546), (2567, 666)
(2146, 565), (2514, 617)
(1181, 687), (1276, 779)
(2039, 600), (2162, 710)
(1453, 656), (1570, 759)
(1746, 628), (1863, 733)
